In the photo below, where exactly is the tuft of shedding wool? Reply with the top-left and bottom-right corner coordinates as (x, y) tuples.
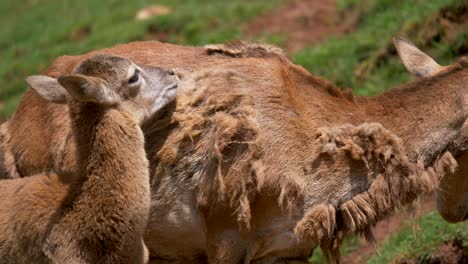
(277, 174), (306, 214)
(295, 122), (458, 262)
(148, 69), (264, 229)
(0, 122), (21, 179)
(294, 204), (335, 243)
(205, 40), (286, 59)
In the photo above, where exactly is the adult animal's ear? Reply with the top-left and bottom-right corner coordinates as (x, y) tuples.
(57, 74), (120, 106)
(25, 75), (68, 104)
(393, 37), (446, 78)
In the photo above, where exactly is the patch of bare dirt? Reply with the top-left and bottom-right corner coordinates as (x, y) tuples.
(14, 48), (26, 58)
(395, 239), (468, 264)
(341, 195), (436, 264)
(69, 25), (92, 42)
(245, 0), (360, 53)
(430, 240), (467, 264)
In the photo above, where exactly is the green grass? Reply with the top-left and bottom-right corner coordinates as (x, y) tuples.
(295, 0), (468, 96)
(367, 211), (468, 263)
(309, 211), (468, 263)
(0, 0), (287, 118)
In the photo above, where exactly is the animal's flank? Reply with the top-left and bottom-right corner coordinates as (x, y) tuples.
(205, 40), (286, 59)
(150, 69), (263, 229)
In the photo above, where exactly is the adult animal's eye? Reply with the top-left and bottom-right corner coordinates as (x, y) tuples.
(128, 69), (140, 84)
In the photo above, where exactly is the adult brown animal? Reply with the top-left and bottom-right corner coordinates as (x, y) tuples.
(0, 54), (178, 263)
(0, 39), (466, 263)
(393, 39), (468, 224)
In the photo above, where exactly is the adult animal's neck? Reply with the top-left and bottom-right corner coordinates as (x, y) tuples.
(365, 69), (467, 165)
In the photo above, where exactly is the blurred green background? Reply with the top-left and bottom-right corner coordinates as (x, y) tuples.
(1, 0), (467, 262)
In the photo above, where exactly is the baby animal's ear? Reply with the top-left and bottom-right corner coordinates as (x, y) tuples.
(57, 74), (120, 106)
(25, 75), (68, 104)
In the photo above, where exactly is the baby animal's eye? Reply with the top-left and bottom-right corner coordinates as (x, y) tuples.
(128, 69), (140, 84)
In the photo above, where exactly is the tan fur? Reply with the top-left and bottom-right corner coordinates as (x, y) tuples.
(0, 54), (178, 263)
(0, 123), (21, 178)
(436, 152), (468, 222)
(393, 37), (468, 224)
(205, 40), (286, 58)
(296, 123), (457, 260)
(393, 37), (448, 77)
(1, 40), (467, 263)
(151, 69), (262, 229)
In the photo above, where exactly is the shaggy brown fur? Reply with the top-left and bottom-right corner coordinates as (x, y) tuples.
(148, 69), (262, 229)
(0, 54), (178, 263)
(437, 152), (468, 223)
(205, 40), (286, 58)
(0, 123), (20, 178)
(1, 40), (467, 263)
(295, 123), (457, 261)
(394, 37), (468, 224)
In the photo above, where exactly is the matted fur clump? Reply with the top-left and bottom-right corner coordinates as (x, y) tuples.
(295, 122), (457, 261)
(149, 69), (264, 229)
(205, 40), (286, 59)
(0, 123), (20, 179)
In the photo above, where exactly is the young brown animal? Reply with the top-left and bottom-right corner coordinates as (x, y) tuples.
(0, 39), (466, 263)
(0, 54), (178, 263)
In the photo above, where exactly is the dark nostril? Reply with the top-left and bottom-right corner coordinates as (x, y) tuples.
(167, 70), (175, 75)
(175, 71), (184, 79)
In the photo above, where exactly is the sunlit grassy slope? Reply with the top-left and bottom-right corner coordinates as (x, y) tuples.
(0, 0), (285, 118)
(295, 0), (467, 96)
(310, 211), (468, 263)
(368, 212), (467, 263)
